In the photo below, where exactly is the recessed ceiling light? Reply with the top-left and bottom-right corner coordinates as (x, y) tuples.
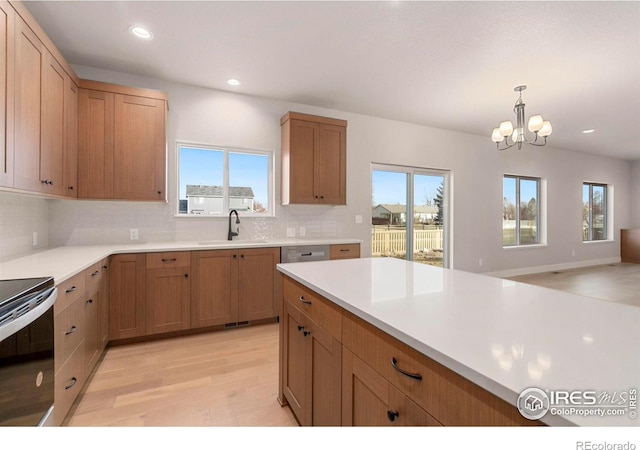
(129, 26), (153, 40)
(227, 78), (241, 86)
(582, 129), (595, 134)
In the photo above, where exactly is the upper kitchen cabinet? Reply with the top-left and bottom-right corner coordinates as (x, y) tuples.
(0, 1), (13, 188)
(3, 1), (79, 198)
(281, 112), (347, 205)
(78, 80), (167, 201)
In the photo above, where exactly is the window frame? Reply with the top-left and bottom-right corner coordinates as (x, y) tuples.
(582, 182), (608, 241)
(503, 174), (541, 247)
(175, 141), (275, 217)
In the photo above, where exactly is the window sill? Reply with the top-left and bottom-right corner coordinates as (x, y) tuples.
(582, 239), (615, 244)
(502, 244), (548, 250)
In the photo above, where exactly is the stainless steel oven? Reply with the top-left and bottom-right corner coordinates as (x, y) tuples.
(0, 277), (57, 426)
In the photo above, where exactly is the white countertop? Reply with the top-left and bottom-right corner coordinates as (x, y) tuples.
(277, 257), (640, 427)
(0, 237), (360, 283)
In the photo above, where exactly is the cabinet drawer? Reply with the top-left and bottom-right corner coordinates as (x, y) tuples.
(85, 259), (107, 295)
(329, 244), (360, 260)
(283, 277), (342, 340)
(386, 336), (536, 426)
(342, 310), (389, 376)
(54, 342), (86, 425)
(54, 298), (85, 372)
(55, 272), (85, 314)
(146, 251), (190, 269)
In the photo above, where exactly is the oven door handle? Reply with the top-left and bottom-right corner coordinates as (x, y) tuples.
(0, 288), (57, 342)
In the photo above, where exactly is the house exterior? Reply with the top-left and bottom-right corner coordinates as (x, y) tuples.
(186, 185), (254, 214)
(372, 204), (438, 225)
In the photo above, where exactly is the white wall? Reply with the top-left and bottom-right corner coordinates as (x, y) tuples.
(632, 160), (640, 228)
(0, 192), (49, 262)
(28, 65), (629, 273)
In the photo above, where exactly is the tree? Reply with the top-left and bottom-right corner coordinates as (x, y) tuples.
(503, 197), (515, 220)
(253, 200), (266, 213)
(434, 180), (444, 226)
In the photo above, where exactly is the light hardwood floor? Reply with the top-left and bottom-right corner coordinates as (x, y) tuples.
(507, 262), (640, 308)
(66, 323), (297, 426)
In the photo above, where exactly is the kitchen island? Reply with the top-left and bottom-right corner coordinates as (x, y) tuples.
(276, 257), (640, 427)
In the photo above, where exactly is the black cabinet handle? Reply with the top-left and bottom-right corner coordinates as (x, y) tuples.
(391, 357), (423, 381)
(68, 186), (74, 190)
(387, 410), (399, 422)
(102, 265), (108, 270)
(299, 295), (312, 305)
(340, 249), (349, 252)
(65, 325), (77, 336)
(320, 196), (324, 199)
(301, 252), (312, 256)
(65, 286), (77, 293)
(65, 377), (78, 390)
(240, 254), (244, 258)
(297, 325), (304, 332)
(91, 270), (100, 277)
(157, 190), (162, 195)
(303, 330), (310, 337)
(86, 299), (93, 304)
(233, 255), (237, 259)
(161, 258), (177, 262)
(184, 273), (189, 278)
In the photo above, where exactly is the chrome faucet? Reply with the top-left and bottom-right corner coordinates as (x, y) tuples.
(228, 209), (240, 240)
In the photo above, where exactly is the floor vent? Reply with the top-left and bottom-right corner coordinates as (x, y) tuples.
(224, 321), (250, 329)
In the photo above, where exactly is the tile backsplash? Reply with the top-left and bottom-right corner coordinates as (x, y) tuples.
(0, 192), (49, 262)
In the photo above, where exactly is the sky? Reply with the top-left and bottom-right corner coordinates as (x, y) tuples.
(372, 170), (444, 206)
(503, 177), (538, 206)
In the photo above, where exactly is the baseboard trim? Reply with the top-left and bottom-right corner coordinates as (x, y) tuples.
(484, 257), (622, 278)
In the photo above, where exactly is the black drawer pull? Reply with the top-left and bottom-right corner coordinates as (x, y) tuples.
(301, 252), (312, 256)
(86, 299), (93, 304)
(65, 325), (77, 336)
(303, 330), (310, 337)
(391, 357), (423, 381)
(65, 377), (77, 390)
(65, 286), (77, 293)
(299, 295), (312, 305)
(297, 325), (304, 332)
(340, 249), (350, 252)
(161, 258), (177, 262)
(91, 270), (100, 277)
(387, 410), (399, 422)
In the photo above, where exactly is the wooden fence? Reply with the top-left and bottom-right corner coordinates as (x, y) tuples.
(372, 229), (443, 255)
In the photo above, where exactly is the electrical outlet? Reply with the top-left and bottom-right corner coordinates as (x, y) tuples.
(32, 232), (38, 246)
(299, 227), (306, 237)
(130, 228), (139, 240)
(572, 250), (576, 256)
(286, 227), (296, 237)
(355, 215), (363, 224)
(479, 258), (483, 266)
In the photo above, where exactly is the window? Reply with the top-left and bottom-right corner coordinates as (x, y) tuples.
(177, 142), (273, 216)
(503, 175), (540, 246)
(583, 183), (607, 241)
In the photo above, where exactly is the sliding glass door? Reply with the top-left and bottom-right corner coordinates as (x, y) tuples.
(371, 165), (450, 268)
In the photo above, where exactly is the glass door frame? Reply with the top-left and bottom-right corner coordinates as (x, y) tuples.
(371, 163), (451, 268)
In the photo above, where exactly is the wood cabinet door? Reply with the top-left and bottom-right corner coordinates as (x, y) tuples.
(238, 247), (279, 322)
(84, 291), (99, 373)
(40, 51), (66, 196)
(113, 94), (165, 200)
(78, 88), (114, 198)
(63, 78), (78, 197)
(282, 301), (307, 425)
(190, 250), (239, 328)
(0, 1), (13, 188)
(13, 16), (43, 192)
(307, 316), (342, 426)
(109, 254), (146, 339)
(287, 119), (317, 204)
(146, 267), (191, 335)
(315, 123), (346, 205)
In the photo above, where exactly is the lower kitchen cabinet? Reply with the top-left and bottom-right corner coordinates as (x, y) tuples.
(191, 247), (280, 328)
(109, 253), (146, 339)
(282, 300), (342, 426)
(342, 348), (440, 426)
(146, 266), (191, 335)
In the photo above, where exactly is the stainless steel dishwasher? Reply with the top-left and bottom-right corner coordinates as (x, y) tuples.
(280, 244), (330, 263)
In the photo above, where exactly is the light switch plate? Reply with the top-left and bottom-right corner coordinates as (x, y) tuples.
(130, 228), (139, 240)
(355, 215), (363, 224)
(299, 227), (306, 236)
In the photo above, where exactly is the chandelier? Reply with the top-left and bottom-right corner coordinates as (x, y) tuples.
(491, 85), (552, 150)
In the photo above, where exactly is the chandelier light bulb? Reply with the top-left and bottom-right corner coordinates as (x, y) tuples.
(499, 121), (514, 137)
(492, 128), (504, 143)
(538, 121), (553, 137)
(528, 115), (544, 133)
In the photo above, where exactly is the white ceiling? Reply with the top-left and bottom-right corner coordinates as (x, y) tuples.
(24, 1), (640, 160)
